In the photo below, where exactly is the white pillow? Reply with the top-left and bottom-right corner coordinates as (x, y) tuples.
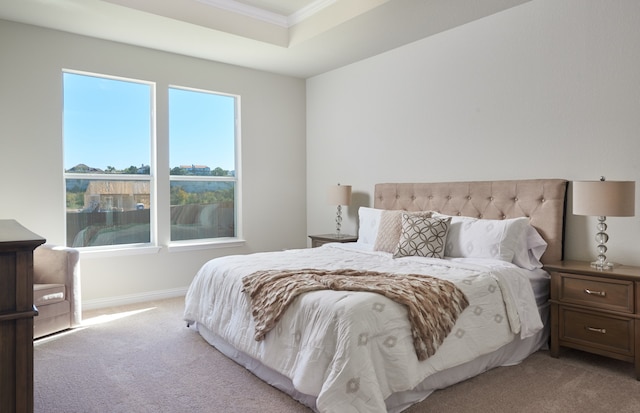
(512, 225), (548, 270)
(433, 213), (530, 263)
(357, 207), (383, 246)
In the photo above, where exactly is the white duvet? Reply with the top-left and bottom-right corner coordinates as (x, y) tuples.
(183, 243), (545, 413)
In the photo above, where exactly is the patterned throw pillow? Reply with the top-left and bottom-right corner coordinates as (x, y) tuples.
(393, 214), (451, 259)
(374, 210), (432, 253)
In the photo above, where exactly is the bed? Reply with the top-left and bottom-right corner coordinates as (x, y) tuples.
(184, 179), (568, 412)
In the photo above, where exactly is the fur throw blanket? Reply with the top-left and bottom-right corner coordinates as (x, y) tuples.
(242, 268), (469, 361)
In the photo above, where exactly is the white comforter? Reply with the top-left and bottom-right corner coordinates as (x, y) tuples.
(184, 243), (544, 413)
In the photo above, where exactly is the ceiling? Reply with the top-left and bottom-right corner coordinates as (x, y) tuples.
(0, 0), (531, 78)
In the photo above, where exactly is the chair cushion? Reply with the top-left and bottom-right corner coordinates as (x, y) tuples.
(34, 283), (66, 306)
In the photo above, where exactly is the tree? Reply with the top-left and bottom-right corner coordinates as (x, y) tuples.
(170, 166), (186, 175)
(66, 192), (85, 210)
(211, 167), (228, 176)
(170, 186), (189, 205)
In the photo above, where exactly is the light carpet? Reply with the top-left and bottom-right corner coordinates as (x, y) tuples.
(34, 297), (640, 412)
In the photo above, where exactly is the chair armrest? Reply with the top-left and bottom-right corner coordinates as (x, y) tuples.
(33, 244), (82, 327)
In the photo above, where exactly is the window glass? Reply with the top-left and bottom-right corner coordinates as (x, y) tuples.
(64, 72), (151, 171)
(169, 181), (235, 241)
(169, 87), (237, 241)
(64, 71), (153, 248)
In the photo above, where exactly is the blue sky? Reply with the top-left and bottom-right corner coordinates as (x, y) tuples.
(63, 72), (236, 172)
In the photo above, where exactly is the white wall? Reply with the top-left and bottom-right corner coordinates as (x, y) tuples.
(3, 0), (640, 308)
(0, 20), (307, 308)
(306, 0), (640, 265)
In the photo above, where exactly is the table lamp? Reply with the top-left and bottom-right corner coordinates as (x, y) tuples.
(573, 177), (635, 269)
(328, 183), (352, 237)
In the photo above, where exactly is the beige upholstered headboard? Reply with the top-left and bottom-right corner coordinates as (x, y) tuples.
(374, 179), (568, 264)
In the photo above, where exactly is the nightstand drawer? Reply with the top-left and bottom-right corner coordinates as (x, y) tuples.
(557, 272), (634, 313)
(560, 307), (634, 356)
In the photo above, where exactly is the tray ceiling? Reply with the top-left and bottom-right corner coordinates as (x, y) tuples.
(0, 0), (531, 78)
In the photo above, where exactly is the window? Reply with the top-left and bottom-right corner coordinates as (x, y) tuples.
(169, 87), (237, 242)
(64, 71), (153, 248)
(63, 71), (239, 249)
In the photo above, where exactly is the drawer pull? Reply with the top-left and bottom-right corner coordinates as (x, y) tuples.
(586, 326), (607, 334)
(584, 288), (606, 297)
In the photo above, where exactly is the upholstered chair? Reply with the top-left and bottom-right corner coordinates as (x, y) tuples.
(33, 244), (81, 339)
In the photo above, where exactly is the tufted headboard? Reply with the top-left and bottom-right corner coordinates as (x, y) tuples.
(374, 179), (568, 264)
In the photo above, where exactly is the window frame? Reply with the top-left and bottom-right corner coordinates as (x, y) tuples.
(62, 70), (243, 257)
(167, 85), (241, 248)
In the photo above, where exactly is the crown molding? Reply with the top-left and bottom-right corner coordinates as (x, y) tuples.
(197, 0), (335, 28)
(288, 0), (336, 26)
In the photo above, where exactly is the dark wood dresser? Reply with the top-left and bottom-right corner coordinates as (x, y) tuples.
(0, 220), (45, 413)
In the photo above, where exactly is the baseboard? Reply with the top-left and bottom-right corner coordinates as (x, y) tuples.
(82, 287), (188, 311)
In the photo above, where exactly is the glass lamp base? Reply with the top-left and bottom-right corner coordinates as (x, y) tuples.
(590, 260), (614, 270)
(591, 216), (614, 270)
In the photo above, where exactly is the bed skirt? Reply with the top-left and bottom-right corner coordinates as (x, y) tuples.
(194, 303), (549, 413)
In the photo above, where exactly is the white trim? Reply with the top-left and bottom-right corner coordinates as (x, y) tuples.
(197, 0), (288, 27)
(77, 237), (246, 257)
(169, 175), (235, 182)
(288, 0), (337, 27)
(78, 245), (161, 259)
(167, 238), (245, 252)
(196, 0), (336, 28)
(64, 173), (152, 180)
(82, 287), (187, 311)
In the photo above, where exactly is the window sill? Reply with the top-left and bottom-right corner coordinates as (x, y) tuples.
(78, 245), (161, 259)
(75, 238), (246, 258)
(167, 238), (246, 253)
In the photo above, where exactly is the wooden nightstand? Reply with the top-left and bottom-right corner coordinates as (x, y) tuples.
(545, 260), (640, 380)
(308, 234), (357, 248)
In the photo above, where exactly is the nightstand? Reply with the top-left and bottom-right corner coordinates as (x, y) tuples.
(308, 234), (357, 248)
(545, 260), (640, 380)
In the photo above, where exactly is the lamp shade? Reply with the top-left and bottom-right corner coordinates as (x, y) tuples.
(573, 180), (635, 217)
(328, 184), (352, 206)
